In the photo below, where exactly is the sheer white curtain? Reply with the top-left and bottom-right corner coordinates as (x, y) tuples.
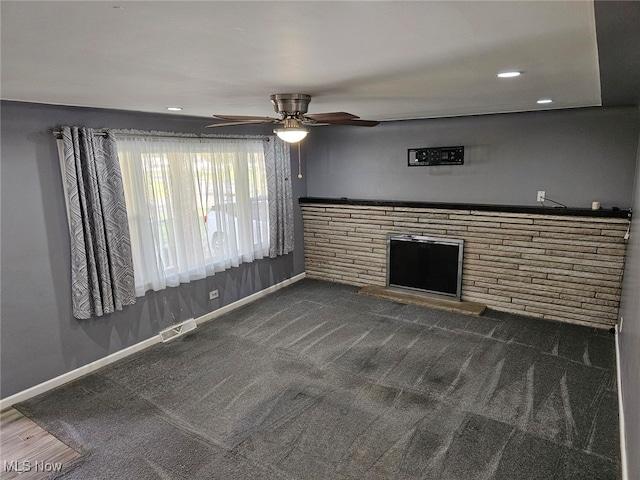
(116, 135), (270, 296)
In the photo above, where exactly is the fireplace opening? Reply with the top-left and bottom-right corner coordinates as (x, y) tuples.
(387, 234), (464, 300)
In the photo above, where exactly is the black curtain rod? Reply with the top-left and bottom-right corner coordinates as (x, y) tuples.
(52, 130), (270, 141)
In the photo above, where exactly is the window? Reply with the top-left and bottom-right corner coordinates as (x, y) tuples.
(116, 135), (270, 296)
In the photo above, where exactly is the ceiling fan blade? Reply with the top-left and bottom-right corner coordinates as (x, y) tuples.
(304, 112), (359, 122)
(205, 120), (276, 128)
(213, 114), (280, 122)
(319, 118), (380, 127)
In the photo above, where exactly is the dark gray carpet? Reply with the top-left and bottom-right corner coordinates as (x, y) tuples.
(16, 279), (620, 479)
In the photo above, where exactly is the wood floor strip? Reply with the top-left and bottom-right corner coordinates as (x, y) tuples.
(0, 407), (81, 480)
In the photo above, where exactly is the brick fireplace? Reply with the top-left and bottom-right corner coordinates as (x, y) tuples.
(300, 198), (630, 328)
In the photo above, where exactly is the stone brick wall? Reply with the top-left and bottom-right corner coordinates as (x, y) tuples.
(301, 202), (629, 328)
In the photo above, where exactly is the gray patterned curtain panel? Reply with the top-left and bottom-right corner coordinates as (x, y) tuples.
(264, 137), (295, 257)
(61, 127), (136, 319)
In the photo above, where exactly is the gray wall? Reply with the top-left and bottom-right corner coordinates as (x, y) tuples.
(0, 101), (306, 398)
(306, 107), (639, 209)
(618, 110), (640, 477)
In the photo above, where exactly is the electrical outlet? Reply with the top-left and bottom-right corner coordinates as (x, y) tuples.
(209, 289), (219, 300)
(537, 191), (546, 202)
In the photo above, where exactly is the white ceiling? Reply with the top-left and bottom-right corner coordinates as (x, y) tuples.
(1, 1), (603, 122)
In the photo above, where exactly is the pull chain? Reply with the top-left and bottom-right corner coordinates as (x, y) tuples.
(297, 142), (303, 179)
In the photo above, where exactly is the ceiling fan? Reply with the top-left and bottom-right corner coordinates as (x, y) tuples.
(206, 93), (379, 143)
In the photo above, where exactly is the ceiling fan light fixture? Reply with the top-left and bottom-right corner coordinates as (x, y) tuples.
(274, 117), (309, 143)
(274, 128), (309, 143)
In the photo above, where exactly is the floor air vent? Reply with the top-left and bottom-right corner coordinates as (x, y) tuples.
(159, 318), (197, 343)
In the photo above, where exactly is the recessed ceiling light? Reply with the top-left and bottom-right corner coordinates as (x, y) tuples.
(166, 107), (183, 111)
(497, 71), (522, 78)
(536, 99), (553, 104)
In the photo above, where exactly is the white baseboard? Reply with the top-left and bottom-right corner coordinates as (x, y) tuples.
(615, 324), (629, 480)
(0, 336), (159, 411)
(0, 272), (306, 411)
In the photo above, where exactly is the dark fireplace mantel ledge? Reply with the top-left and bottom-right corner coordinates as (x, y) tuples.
(298, 197), (631, 219)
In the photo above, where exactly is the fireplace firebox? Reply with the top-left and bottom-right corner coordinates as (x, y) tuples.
(387, 234), (464, 300)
